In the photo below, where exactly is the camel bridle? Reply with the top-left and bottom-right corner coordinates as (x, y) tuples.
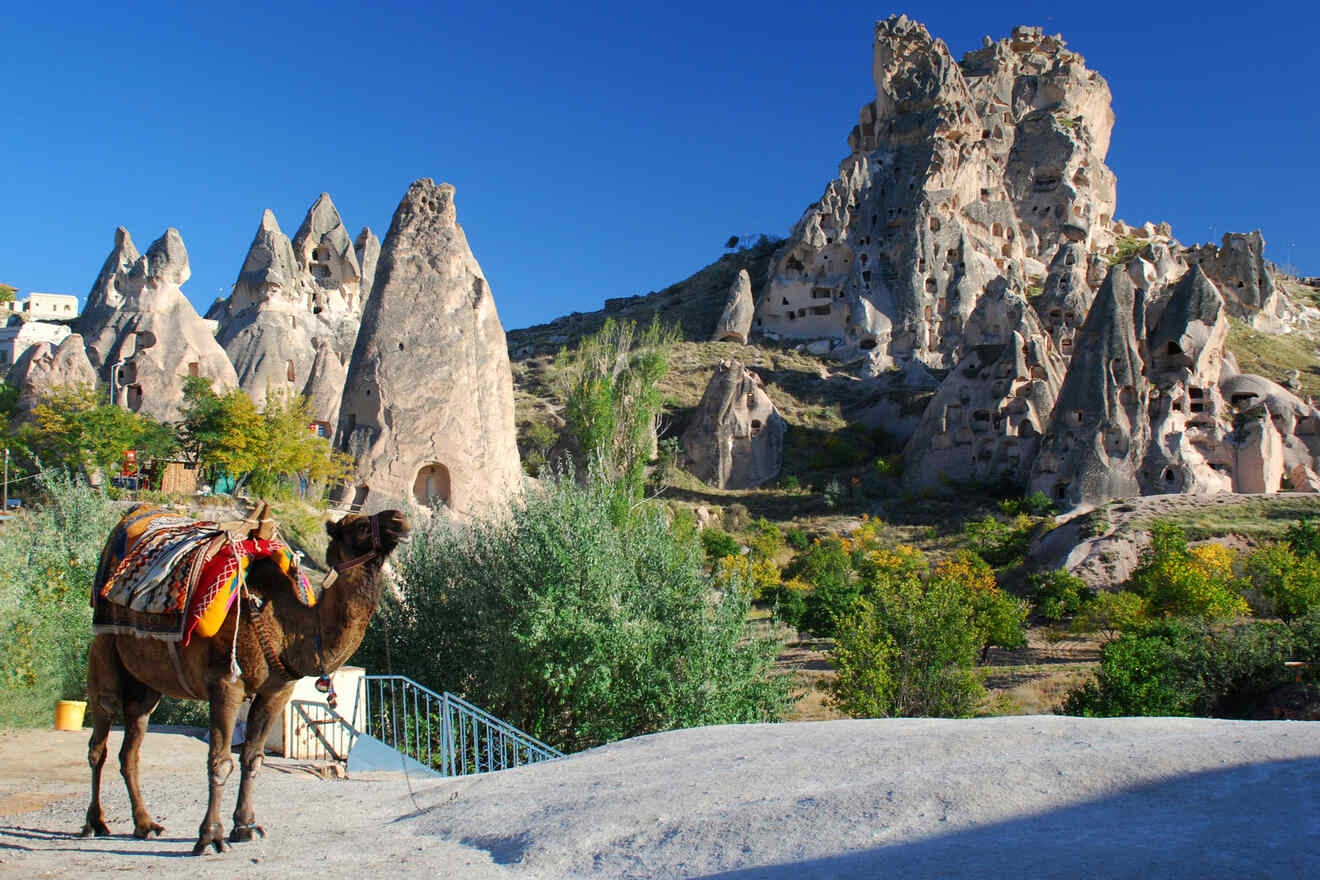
(247, 512), (388, 707)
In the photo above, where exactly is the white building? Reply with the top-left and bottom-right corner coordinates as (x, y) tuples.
(2, 292), (79, 322)
(0, 319), (71, 370)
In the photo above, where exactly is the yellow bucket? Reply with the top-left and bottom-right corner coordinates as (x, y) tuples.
(54, 700), (87, 731)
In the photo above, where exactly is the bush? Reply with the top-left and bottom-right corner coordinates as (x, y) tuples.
(1127, 522), (1247, 620)
(962, 514), (1038, 568)
(830, 549), (989, 718)
(780, 474), (800, 492)
(1243, 542), (1320, 620)
(1069, 590), (1149, 640)
(722, 503), (751, 533)
(999, 491), (1056, 517)
(354, 474), (790, 752)
(0, 473), (121, 726)
(745, 517), (783, 562)
(787, 537), (856, 636)
(764, 578), (810, 629)
(1058, 616), (1316, 718)
(1030, 569), (1095, 621)
(701, 529), (741, 564)
(785, 526), (810, 551)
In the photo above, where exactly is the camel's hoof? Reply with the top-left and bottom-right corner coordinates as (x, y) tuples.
(133, 821), (164, 839)
(228, 823), (265, 843)
(80, 820), (111, 838)
(192, 823), (228, 855)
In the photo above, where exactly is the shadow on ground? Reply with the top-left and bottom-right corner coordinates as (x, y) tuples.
(693, 756), (1320, 879)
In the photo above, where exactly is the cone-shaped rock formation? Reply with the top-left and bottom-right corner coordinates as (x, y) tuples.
(335, 179), (521, 516)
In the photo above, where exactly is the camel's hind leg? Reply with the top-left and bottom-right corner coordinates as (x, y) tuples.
(80, 635), (119, 837)
(229, 685), (294, 843)
(119, 676), (164, 839)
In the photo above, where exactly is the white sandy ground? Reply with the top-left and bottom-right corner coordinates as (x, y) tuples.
(1, 716), (1317, 879)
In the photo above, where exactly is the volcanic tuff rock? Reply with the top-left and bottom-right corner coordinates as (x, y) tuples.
(79, 228), (238, 421)
(335, 179), (521, 517)
(755, 18), (1128, 364)
(77, 227), (139, 338)
(4, 333), (97, 425)
(355, 227), (381, 304)
(212, 195), (367, 411)
(681, 360), (786, 489)
(902, 291), (1065, 489)
(711, 269), (755, 344)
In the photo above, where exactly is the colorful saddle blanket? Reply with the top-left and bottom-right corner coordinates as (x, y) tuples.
(92, 504), (316, 643)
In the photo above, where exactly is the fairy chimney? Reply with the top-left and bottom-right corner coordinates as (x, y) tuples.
(335, 179), (522, 516)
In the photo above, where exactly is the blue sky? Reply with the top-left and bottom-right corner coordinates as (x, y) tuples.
(3, 1), (1316, 332)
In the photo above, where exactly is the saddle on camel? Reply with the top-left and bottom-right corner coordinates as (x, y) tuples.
(81, 501), (410, 855)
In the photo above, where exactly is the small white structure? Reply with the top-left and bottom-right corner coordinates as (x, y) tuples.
(3, 292), (79, 321)
(0, 320), (71, 370)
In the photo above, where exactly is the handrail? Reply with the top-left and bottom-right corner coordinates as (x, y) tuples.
(359, 674), (563, 777)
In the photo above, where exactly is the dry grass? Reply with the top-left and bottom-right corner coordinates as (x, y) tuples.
(1226, 317), (1320, 398)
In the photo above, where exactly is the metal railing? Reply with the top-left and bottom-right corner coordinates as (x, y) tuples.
(359, 675), (563, 777)
(288, 700), (357, 762)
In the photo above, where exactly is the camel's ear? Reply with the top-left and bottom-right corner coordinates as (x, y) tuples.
(325, 519), (341, 541)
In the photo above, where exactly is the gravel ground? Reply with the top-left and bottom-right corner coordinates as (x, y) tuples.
(2, 716), (1318, 878)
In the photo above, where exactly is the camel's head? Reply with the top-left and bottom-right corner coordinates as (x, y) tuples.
(325, 509), (412, 567)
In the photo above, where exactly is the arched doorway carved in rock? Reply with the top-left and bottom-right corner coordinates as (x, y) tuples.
(413, 462), (451, 508)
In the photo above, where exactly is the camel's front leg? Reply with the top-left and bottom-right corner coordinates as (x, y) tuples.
(194, 682), (244, 855)
(230, 685), (294, 843)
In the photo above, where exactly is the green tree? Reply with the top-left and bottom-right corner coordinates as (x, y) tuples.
(178, 378), (350, 495)
(0, 284), (15, 303)
(21, 384), (176, 475)
(829, 548), (1027, 717)
(1127, 522), (1247, 619)
(1059, 616), (1312, 718)
(354, 472), (791, 753)
(555, 317), (678, 521)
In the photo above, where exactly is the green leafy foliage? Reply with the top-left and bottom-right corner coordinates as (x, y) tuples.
(0, 284), (15, 303)
(178, 378), (350, 496)
(0, 473), (120, 725)
(21, 384), (177, 476)
(555, 317), (678, 520)
(829, 550), (1026, 717)
(961, 513), (1041, 568)
(700, 529), (741, 564)
(1127, 522), (1247, 619)
(1029, 569), (1095, 621)
(1059, 615), (1318, 718)
(784, 526), (809, 551)
(354, 473), (791, 752)
(1243, 540), (1320, 620)
(998, 491), (1056, 517)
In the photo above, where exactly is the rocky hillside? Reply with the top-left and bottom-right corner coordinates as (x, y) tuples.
(506, 16), (1320, 536)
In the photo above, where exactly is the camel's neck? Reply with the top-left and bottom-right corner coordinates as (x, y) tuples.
(275, 562), (384, 678)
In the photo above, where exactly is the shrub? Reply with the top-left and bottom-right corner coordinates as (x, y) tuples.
(1127, 522), (1247, 619)
(999, 491), (1056, 517)
(723, 503), (751, 533)
(822, 478), (843, 509)
(873, 454), (904, 480)
(0, 473), (121, 726)
(1059, 616), (1312, 718)
(788, 537), (856, 636)
(962, 514), (1038, 568)
(1243, 542), (1320, 620)
(701, 529), (741, 564)
(745, 517), (783, 561)
(1069, 590), (1149, 640)
(780, 474), (801, 492)
(716, 553), (781, 600)
(830, 549), (986, 718)
(354, 474), (790, 752)
(763, 577), (811, 629)
(1030, 569), (1095, 621)
(785, 526), (810, 551)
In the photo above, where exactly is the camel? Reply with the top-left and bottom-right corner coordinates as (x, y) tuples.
(80, 508), (411, 855)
